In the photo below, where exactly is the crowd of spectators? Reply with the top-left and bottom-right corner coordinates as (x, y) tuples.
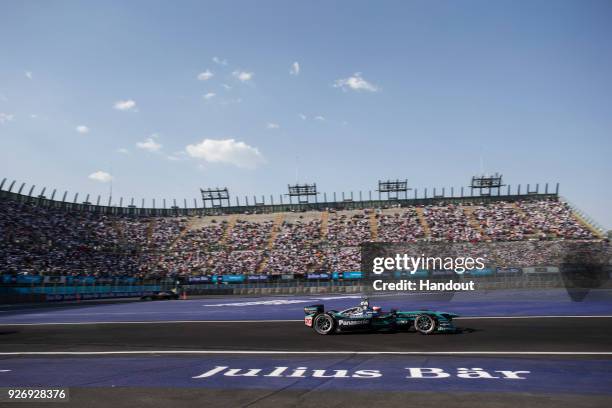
(327, 211), (371, 246)
(226, 220), (273, 251)
(377, 208), (425, 242)
(148, 218), (184, 249)
(209, 250), (265, 275)
(177, 221), (227, 251)
(1, 199), (140, 277)
(0, 196), (602, 279)
(515, 200), (594, 239)
(423, 204), (482, 242)
(472, 201), (536, 241)
(325, 247), (361, 273)
(266, 219), (323, 274)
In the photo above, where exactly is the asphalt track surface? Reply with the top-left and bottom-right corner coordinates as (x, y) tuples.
(1, 292), (611, 407)
(1, 317), (612, 353)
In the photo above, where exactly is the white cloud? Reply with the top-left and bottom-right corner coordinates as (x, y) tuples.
(0, 113), (15, 124)
(232, 70), (254, 82)
(297, 113), (327, 122)
(197, 70), (214, 81)
(113, 99), (137, 111)
(266, 122), (280, 129)
(203, 92), (216, 100)
(290, 61), (300, 76)
(117, 148), (129, 154)
(221, 83), (232, 90)
(136, 137), (162, 152)
(185, 138), (265, 169)
(212, 56), (228, 66)
(167, 151), (187, 161)
(25, 71), (33, 80)
(76, 125), (89, 134)
(88, 171), (113, 183)
(333, 72), (380, 92)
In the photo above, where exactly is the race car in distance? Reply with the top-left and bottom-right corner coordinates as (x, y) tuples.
(304, 298), (458, 335)
(141, 289), (180, 301)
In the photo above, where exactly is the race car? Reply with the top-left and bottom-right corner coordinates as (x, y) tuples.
(140, 289), (180, 301)
(304, 298), (458, 335)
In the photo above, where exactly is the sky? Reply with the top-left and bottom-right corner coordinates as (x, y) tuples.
(0, 0), (611, 229)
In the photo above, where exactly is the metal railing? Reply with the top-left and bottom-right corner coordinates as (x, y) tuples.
(0, 177), (560, 217)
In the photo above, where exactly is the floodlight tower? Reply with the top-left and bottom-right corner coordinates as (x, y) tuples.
(470, 173), (504, 196)
(286, 183), (318, 204)
(377, 179), (409, 200)
(200, 187), (231, 208)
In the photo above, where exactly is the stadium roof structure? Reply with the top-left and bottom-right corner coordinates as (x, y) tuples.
(0, 176), (569, 219)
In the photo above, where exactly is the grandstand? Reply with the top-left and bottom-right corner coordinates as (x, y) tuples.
(0, 177), (606, 288)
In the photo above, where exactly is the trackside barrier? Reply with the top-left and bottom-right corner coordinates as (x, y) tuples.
(0, 284), (164, 303)
(523, 266), (560, 274)
(45, 291), (156, 302)
(2, 271), (609, 303)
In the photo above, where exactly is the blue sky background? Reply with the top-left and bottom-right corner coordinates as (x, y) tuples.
(0, 0), (611, 228)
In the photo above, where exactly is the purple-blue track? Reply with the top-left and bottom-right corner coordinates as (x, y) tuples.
(0, 355), (610, 393)
(1, 289), (611, 324)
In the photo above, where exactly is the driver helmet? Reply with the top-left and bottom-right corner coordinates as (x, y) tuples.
(360, 298), (370, 309)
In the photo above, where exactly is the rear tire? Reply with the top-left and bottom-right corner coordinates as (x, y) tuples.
(414, 314), (436, 335)
(313, 313), (336, 335)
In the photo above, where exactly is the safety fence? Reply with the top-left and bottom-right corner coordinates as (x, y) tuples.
(3, 265), (610, 303)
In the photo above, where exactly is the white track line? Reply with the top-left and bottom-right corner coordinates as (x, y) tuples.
(1, 315), (612, 326)
(454, 315), (612, 320)
(0, 319), (303, 326)
(0, 350), (611, 356)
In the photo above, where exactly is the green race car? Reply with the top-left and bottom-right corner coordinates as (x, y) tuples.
(304, 298), (458, 335)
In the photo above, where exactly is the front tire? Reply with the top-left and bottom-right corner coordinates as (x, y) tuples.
(414, 314), (436, 335)
(313, 313), (336, 335)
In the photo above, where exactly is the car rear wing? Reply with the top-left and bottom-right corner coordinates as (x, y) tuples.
(304, 304), (324, 315)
